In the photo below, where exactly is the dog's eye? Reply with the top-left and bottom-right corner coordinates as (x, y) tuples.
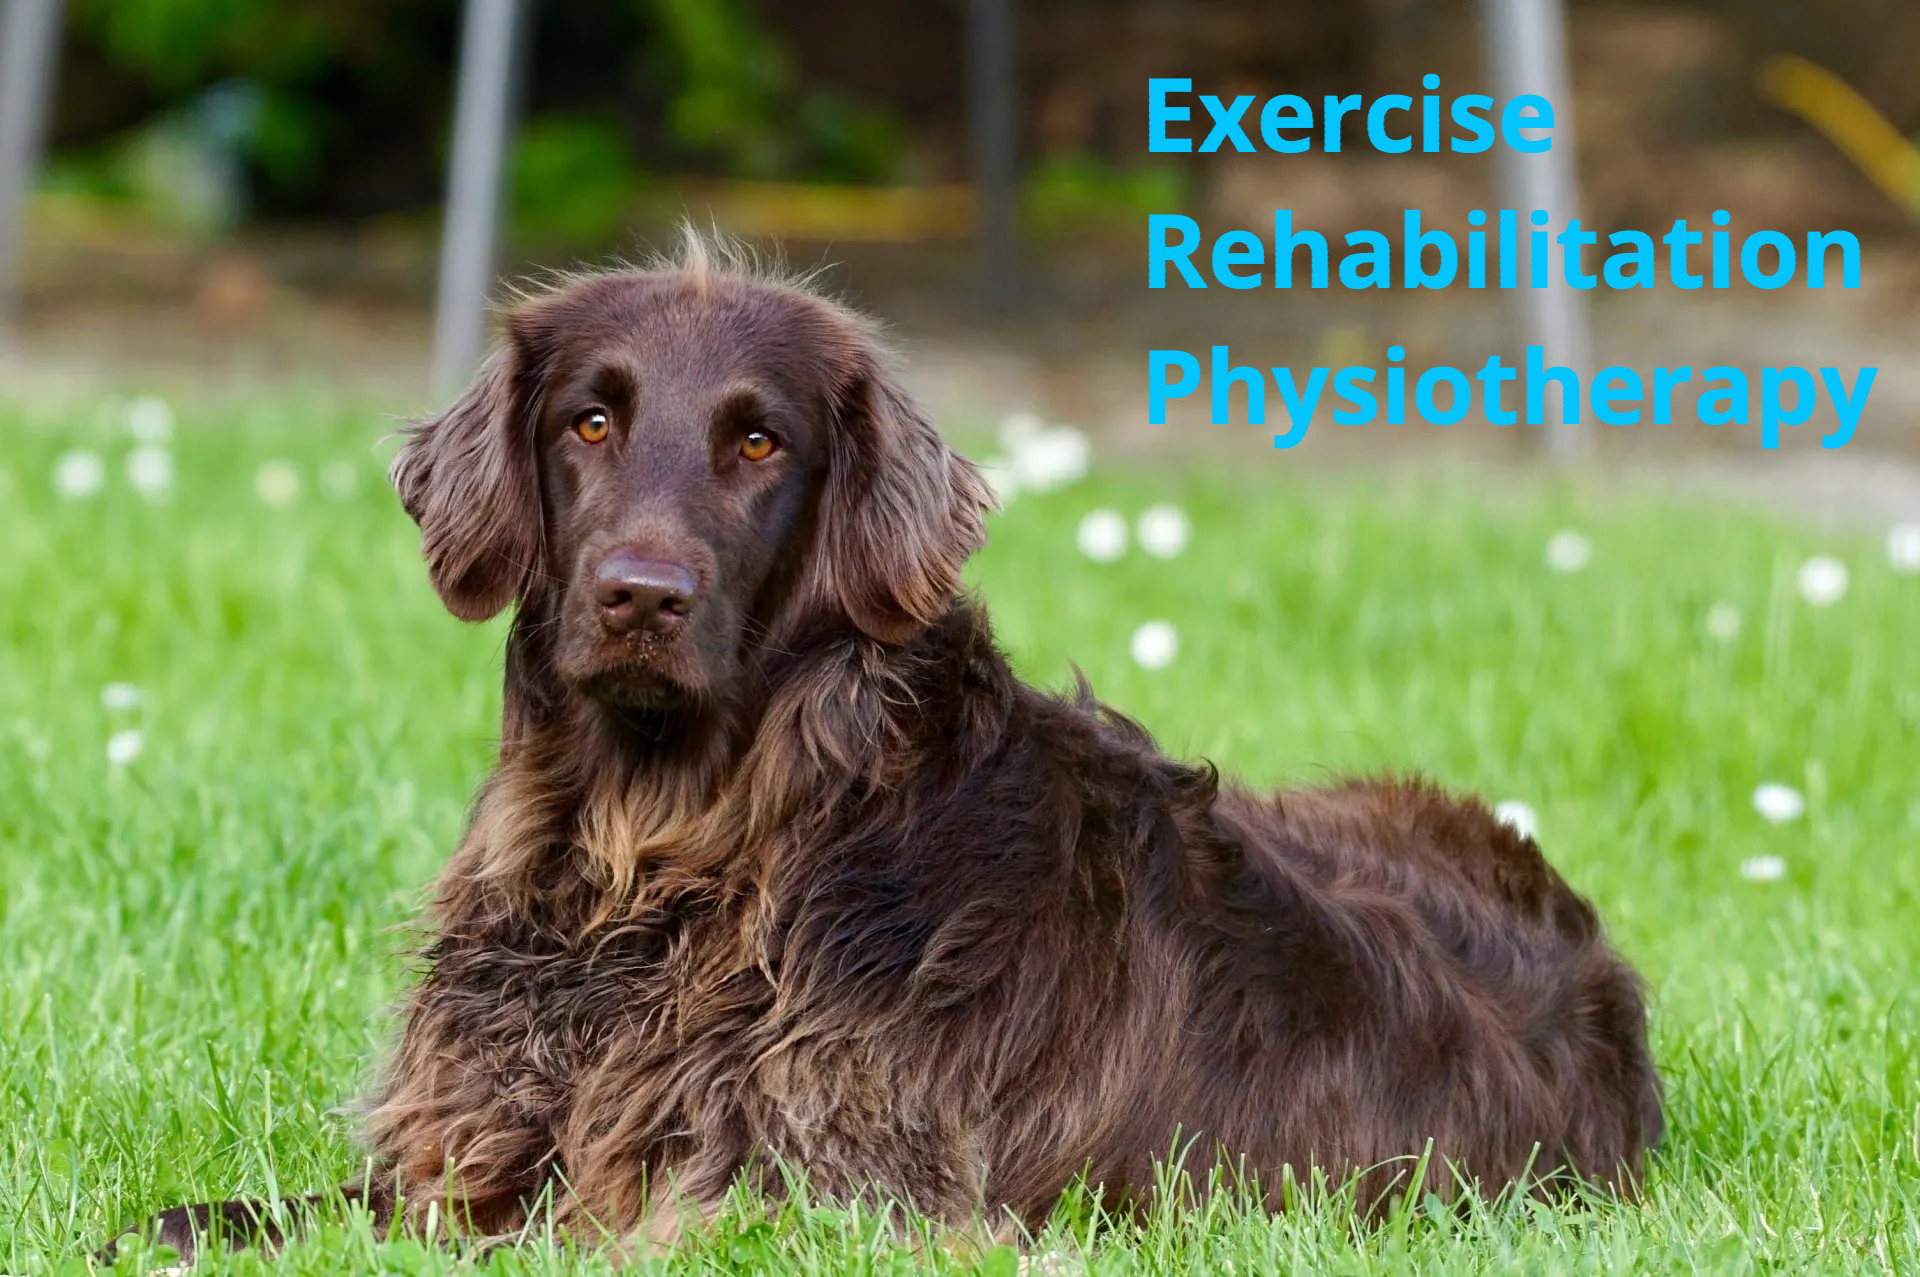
(573, 410), (611, 444)
(739, 431), (777, 462)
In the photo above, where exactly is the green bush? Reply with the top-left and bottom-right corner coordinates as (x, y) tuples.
(509, 116), (641, 248)
(1024, 152), (1189, 237)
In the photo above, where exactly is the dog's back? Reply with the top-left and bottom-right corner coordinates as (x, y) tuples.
(1187, 779), (1664, 1205)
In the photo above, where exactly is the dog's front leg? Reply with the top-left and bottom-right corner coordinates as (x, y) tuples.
(96, 1175), (397, 1268)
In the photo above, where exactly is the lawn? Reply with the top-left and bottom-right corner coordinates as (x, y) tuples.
(0, 391), (1916, 1274)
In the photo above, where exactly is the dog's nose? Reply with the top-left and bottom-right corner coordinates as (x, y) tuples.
(593, 553), (697, 636)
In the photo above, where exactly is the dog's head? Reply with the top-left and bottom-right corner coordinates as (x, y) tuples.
(390, 245), (993, 715)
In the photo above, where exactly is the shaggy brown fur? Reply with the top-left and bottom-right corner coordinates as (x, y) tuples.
(111, 240), (1661, 1264)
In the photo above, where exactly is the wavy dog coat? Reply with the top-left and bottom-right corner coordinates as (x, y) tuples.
(118, 246), (1662, 1261)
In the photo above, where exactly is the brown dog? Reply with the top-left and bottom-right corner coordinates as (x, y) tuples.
(110, 240), (1660, 1264)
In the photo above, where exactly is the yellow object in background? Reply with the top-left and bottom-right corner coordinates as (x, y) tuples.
(666, 182), (978, 242)
(1758, 53), (1920, 219)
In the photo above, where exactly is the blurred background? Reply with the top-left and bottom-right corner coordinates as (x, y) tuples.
(2, 0), (1918, 497)
(11, 13), (1920, 1264)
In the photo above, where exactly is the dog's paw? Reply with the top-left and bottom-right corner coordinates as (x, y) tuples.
(96, 1199), (287, 1270)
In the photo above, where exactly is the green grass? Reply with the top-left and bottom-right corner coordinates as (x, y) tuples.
(1, 391), (1917, 1274)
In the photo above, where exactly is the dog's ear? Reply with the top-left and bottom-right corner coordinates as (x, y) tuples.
(815, 352), (996, 645)
(388, 342), (542, 622)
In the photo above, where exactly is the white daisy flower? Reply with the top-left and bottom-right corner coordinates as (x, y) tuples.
(1705, 602), (1742, 642)
(125, 444), (174, 499)
(1795, 556), (1848, 607)
(1129, 620), (1178, 670)
(1886, 523), (1920, 575)
(100, 683), (142, 712)
(1017, 1251), (1082, 1277)
(1009, 425), (1090, 493)
(1076, 510), (1128, 562)
(106, 729), (144, 767)
(53, 450), (106, 500)
(1739, 854), (1786, 883)
(997, 410), (1045, 451)
(1493, 800), (1538, 841)
(255, 460), (301, 507)
(1136, 504), (1190, 559)
(1751, 782), (1806, 824)
(1543, 529), (1591, 573)
(125, 395), (175, 442)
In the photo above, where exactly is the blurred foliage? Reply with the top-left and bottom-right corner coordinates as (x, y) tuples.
(651, 0), (789, 178)
(71, 0), (335, 90)
(791, 89), (910, 185)
(247, 90), (329, 194)
(644, 0), (906, 183)
(66, 0), (352, 216)
(1023, 154), (1189, 237)
(42, 80), (311, 236)
(509, 117), (642, 249)
(56, 0), (912, 234)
